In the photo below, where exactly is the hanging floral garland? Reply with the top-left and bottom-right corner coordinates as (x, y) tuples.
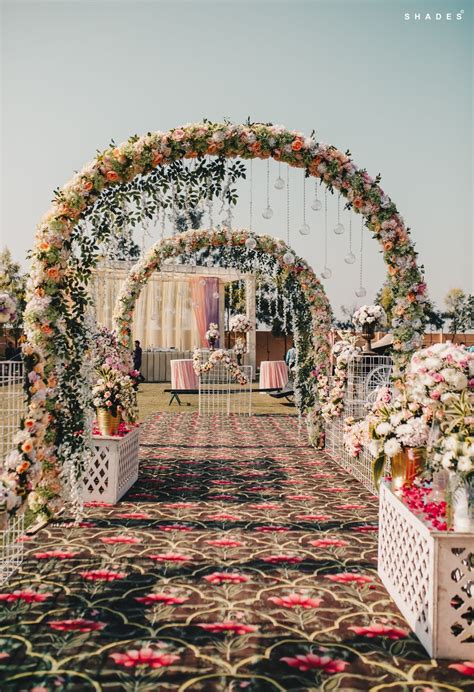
(1, 120), (428, 524)
(192, 348), (249, 385)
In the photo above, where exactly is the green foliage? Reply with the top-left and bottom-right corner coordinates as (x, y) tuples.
(444, 288), (473, 340)
(0, 247), (26, 343)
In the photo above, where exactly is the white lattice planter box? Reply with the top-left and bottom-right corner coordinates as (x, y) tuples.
(84, 427), (140, 504)
(325, 418), (378, 496)
(378, 481), (474, 659)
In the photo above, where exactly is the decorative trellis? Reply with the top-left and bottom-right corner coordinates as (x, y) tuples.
(199, 364), (253, 417)
(0, 513), (25, 585)
(378, 481), (474, 659)
(0, 361), (26, 583)
(0, 360), (25, 460)
(345, 354), (393, 418)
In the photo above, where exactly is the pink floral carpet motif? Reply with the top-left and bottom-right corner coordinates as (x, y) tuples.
(0, 413), (471, 690)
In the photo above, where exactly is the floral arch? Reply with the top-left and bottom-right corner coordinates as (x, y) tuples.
(1, 120), (429, 522)
(113, 225), (332, 408)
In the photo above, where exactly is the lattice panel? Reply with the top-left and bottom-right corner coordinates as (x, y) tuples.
(0, 513), (25, 585)
(325, 418), (378, 495)
(199, 364), (231, 417)
(344, 354), (392, 419)
(378, 482), (474, 659)
(228, 366), (253, 416)
(0, 360), (25, 461)
(83, 428), (140, 504)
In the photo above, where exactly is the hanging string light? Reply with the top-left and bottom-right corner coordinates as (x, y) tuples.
(299, 175), (311, 235)
(333, 193), (345, 234)
(355, 216), (367, 297)
(321, 188), (332, 279)
(206, 158), (214, 229)
(311, 179), (322, 211)
(245, 160), (257, 250)
(282, 292), (288, 333)
(283, 166), (295, 265)
(262, 159), (274, 219)
(344, 213), (356, 264)
(274, 161), (285, 190)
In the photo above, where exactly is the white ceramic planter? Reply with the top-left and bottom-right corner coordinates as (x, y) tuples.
(378, 481), (474, 659)
(84, 427), (140, 504)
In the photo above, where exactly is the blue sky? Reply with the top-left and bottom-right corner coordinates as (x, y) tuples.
(1, 0), (472, 314)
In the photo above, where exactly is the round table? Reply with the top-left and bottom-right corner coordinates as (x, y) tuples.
(170, 359), (199, 390)
(259, 360), (288, 390)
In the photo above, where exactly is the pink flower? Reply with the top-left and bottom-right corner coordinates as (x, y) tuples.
(116, 513), (151, 519)
(33, 550), (80, 559)
(110, 648), (180, 669)
(205, 539), (244, 547)
(171, 129), (186, 141)
(310, 539), (349, 548)
(269, 593), (322, 609)
(281, 653), (348, 674)
(100, 535), (141, 544)
(262, 555), (303, 564)
(351, 525), (378, 533)
(0, 589), (53, 603)
(255, 526), (290, 533)
(147, 553), (192, 562)
(203, 572), (250, 584)
(49, 619), (106, 632)
(79, 569), (127, 581)
(158, 524), (194, 532)
(135, 593), (188, 606)
(335, 504), (366, 510)
(326, 573), (373, 585)
(197, 621), (257, 635)
(296, 514), (332, 521)
(207, 514), (239, 521)
(448, 661), (474, 676)
(349, 623), (408, 639)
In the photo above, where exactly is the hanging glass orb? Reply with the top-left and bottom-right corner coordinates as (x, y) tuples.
(355, 286), (367, 297)
(321, 266), (332, 279)
(206, 256), (213, 267)
(333, 223), (345, 235)
(283, 251), (295, 265)
(311, 198), (322, 211)
(274, 177), (285, 190)
(245, 236), (257, 251)
(199, 279), (207, 286)
(212, 291), (220, 300)
(150, 313), (157, 322)
(299, 223), (311, 236)
(262, 206), (274, 220)
(344, 251), (356, 264)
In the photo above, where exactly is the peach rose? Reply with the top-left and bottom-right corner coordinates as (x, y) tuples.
(291, 139), (303, 151)
(83, 180), (93, 192)
(40, 325), (53, 335)
(172, 129), (186, 141)
(47, 267), (60, 281)
(152, 152), (163, 166)
(207, 143), (219, 155)
(38, 241), (51, 252)
(21, 440), (33, 454)
(16, 461), (30, 474)
(353, 197), (363, 209)
(105, 170), (119, 182)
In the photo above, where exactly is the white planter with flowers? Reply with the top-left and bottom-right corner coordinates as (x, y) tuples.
(84, 426), (140, 504)
(378, 480), (474, 659)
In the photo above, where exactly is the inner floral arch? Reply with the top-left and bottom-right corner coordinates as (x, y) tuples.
(3, 120), (428, 523)
(113, 227), (331, 368)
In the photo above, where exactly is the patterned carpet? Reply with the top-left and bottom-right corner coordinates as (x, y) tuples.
(0, 413), (470, 691)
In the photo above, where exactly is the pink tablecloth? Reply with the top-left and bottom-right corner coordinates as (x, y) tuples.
(259, 360), (288, 390)
(170, 359), (199, 390)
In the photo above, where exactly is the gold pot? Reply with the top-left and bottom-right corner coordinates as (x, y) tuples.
(390, 447), (426, 491)
(97, 408), (120, 436)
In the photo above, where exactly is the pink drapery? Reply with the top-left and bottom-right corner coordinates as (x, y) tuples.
(190, 278), (220, 347)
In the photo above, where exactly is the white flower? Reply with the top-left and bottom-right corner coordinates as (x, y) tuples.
(368, 440), (381, 457)
(390, 413), (404, 426)
(457, 456), (473, 473)
(384, 438), (401, 458)
(375, 422), (392, 436)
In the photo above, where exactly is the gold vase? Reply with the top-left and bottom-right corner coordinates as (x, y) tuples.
(390, 447), (426, 491)
(97, 408), (120, 436)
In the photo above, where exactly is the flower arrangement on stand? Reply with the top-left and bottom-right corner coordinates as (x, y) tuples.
(229, 313), (252, 365)
(0, 292), (17, 325)
(352, 304), (387, 352)
(193, 348), (248, 385)
(92, 366), (137, 436)
(205, 322), (220, 350)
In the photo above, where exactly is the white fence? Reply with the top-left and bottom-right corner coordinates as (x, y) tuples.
(1, 360), (26, 583)
(324, 354), (393, 495)
(0, 360), (25, 460)
(199, 365), (253, 417)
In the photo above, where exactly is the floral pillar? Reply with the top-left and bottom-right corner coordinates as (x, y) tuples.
(245, 274), (256, 376)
